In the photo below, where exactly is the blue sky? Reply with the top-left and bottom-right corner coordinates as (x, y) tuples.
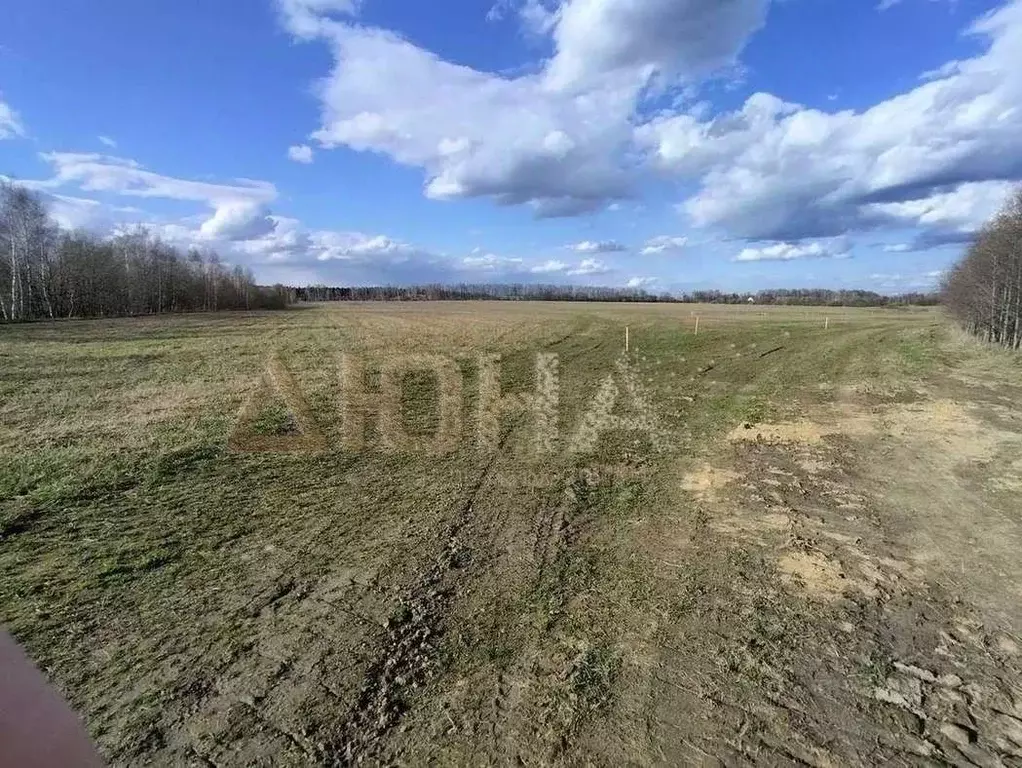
(1, 0), (1019, 293)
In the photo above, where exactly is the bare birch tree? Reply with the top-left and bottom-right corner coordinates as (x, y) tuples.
(0, 182), (287, 321)
(943, 187), (1022, 349)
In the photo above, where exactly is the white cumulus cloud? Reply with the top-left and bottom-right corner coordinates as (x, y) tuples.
(864, 180), (1014, 238)
(639, 0), (1022, 243)
(278, 0), (767, 217)
(199, 200), (277, 241)
(277, 0), (361, 38)
(529, 257), (612, 275)
(26, 152), (279, 243)
(626, 276), (659, 288)
(0, 97), (24, 139)
(570, 239), (627, 253)
(545, 0), (768, 91)
(462, 252), (525, 271)
(734, 239), (850, 262)
(487, 0), (557, 34)
(640, 235), (688, 254)
(530, 259), (570, 274)
(288, 144), (314, 163)
(571, 257), (611, 275)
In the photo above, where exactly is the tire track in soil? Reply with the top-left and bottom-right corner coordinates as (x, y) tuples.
(126, 477), (402, 766)
(317, 328), (612, 764)
(481, 347), (628, 759)
(162, 325), (596, 765)
(130, 326), (620, 764)
(318, 436), (507, 764)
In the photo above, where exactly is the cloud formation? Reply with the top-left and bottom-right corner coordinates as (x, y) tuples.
(288, 144), (314, 163)
(570, 239), (627, 253)
(20, 0), (1022, 287)
(280, 0), (767, 217)
(487, 0), (557, 34)
(640, 235), (688, 254)
(462, 252), (526, 272)
(277, 0), (1022, 252)
(733, 239), (850, 262)
(530, 257), (611, 275)
(545, 0), (767, 90)
(277, 0), (360, 38)
(21, 151), (637, 287)
(27, 153), (279, 243)
(0, 97), (24, 139)
(639, 1), (1022, 242)
(626, 276), (659, 288)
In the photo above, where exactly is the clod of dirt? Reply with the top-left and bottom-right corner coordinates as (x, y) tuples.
(729, 421), (827, 445)
(938, 721), (976, 748)
(680, 466), (740, 502)
(778, 551), (847, 601)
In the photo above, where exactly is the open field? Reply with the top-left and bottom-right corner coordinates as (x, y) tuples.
(4, 301), (1022, 765)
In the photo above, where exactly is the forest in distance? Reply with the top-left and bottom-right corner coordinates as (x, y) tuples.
(288, 283), (939, 306)
(0, 180), (939, 323)
(6, 179), (1022, 347)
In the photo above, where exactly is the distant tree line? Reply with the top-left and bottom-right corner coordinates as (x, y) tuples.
(291, 284), (938, 307)
(685, 288), (937, 306)
(291, 283), (670, 303)
(0, 182), (289, 321)
(942, 187), (1022, 349)
(1, 179), (944, 322)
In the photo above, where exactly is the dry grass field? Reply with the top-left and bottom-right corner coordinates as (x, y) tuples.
(3, 301), (1022, 765)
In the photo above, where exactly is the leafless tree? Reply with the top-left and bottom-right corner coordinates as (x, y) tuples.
(0, 182), (56, 321)
(942, 187), (1022, 349)
(0, 182), (288, 321)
